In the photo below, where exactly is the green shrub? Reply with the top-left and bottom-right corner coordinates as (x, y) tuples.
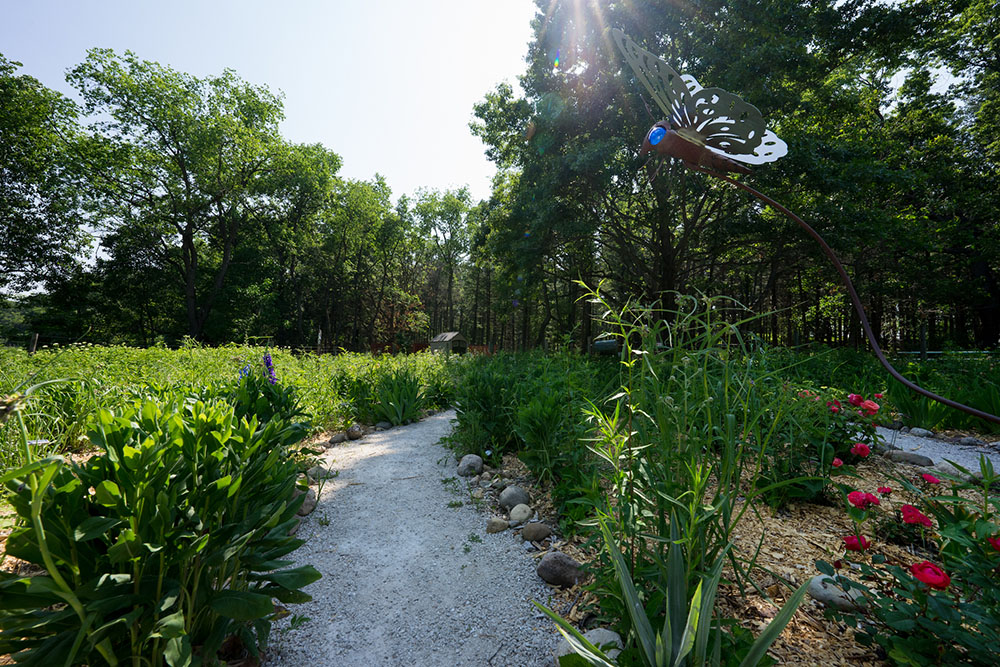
(818, 456), (1000, 665)
(371, 369), (423, 425)
(0, 383), (318, 665)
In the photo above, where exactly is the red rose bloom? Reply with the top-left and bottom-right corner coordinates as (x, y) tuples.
(988, 536), (1000, 553)
(848, 393), (864, 407)
(832, 458), (843, 468)
(877, 486), (892, 496)
(911, 561), (950, 589)
(848, 491), (878, 509)
(851, 442), (871, 458)
(843, 535), (870, 552)
(874, 393), (884, 399)
(860, 400), (880, 416)
(827, 400), (842, 414)
(901, 504), (933, 528)
(922, 473), (941, 484)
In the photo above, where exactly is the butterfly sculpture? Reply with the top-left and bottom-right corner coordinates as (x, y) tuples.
(611, 28), (1000, 425)
(611, 28), (786, 175)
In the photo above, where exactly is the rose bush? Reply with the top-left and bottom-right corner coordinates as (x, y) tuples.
(818, 455), (1000, 665)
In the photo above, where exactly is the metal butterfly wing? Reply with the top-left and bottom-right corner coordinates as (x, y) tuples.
(610, 28), (786, 165)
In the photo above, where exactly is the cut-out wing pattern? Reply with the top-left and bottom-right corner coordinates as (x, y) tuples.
(611, 28), (787, 165)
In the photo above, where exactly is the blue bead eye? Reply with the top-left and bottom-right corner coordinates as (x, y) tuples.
(648, 126), (666, 146)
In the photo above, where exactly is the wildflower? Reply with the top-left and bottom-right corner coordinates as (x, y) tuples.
(843, 535), (870, 552)
(263, 351), (278, 385)
(827, 400), (842, 414)
(910, 561), (950, 589)
(921, 473), (941, 485)
(850, 442), (871, 458)
(847, 393), (864, 407)
(0, 393), (24, 425)
(901, 504), (932, 528)
(877, 486), (892, 496)
(238, 363), (252, 379)
(832, 458), (843, 468)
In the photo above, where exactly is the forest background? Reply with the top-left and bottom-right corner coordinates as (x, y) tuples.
(1, 0), (997, 355)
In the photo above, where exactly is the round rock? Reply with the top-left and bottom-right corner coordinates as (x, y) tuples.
(307, 465), (334, 483)
(806, 574), (864, 611)
(933, 460), (973, 482)
(296, 487), (317, 516)
(537, 551), (582, 587)
(375, 421), (392, 431)
(486, 517), (509, 533)
(457, 454), (484, 477)
(521, 522), (551, 542)
(509, 504), (533, 526)
(328, 432), (347, 445)
(886, 450), (934, 466)
(909, 427), (935, 438)
(346, 423), (364, 440)
(499, 485), (530, 510)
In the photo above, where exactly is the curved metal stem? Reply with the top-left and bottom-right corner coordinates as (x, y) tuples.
(692, 164), (1000, 426)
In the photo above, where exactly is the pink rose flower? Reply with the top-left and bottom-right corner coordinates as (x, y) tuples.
(874, 393), (884, 399)
(901, 504), (932, 528)
(988, 536), (1000, 553)
(877, 486), (892, 496)
(850, 442), (871, 458)
(922, 473), (941, 485)
(911, 561), (950, 589)
(848, 491), (878, 509)
(832, 458), (843, 468)
(860, 399), (880, 416)
(847, 393), (864, 407)
(843, 535), (870, 552)
(827, 400), (842, 414)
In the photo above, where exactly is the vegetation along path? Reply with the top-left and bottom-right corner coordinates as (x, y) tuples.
(266, 410), (557, 666)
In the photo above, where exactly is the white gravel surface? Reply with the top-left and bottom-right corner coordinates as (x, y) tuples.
(877, 426), (1000, 472)
(265, 410), (559, 667)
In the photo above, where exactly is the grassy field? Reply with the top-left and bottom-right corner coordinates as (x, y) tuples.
(0, 343), (457, 471)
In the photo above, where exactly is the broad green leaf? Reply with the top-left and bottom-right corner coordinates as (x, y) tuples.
(210, 590), (274, 621)
(165, 634), (192, 667)
(94, 480), (122, 506)
(73, 517), (119, 542)
(249, 565), (321, 590)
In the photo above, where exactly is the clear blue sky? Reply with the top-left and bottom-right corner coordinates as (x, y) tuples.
(1, 0), (538, 202)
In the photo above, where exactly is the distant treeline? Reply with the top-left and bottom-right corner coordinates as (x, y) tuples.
(2, 0), (998, 352)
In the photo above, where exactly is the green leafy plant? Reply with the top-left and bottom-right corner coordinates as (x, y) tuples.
(537, 515), (809, 667)
(819, 455), (1000, 665)
(0, 386), (320, 665)
(371, 369), (423, 425)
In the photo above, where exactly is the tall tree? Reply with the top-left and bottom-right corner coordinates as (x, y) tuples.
(0, 54), (87, 292)
(67, 49), (285, 339)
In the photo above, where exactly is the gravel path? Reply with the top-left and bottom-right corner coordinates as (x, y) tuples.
(877, 426), (1000, 472)
(265, 410), (558, 666)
